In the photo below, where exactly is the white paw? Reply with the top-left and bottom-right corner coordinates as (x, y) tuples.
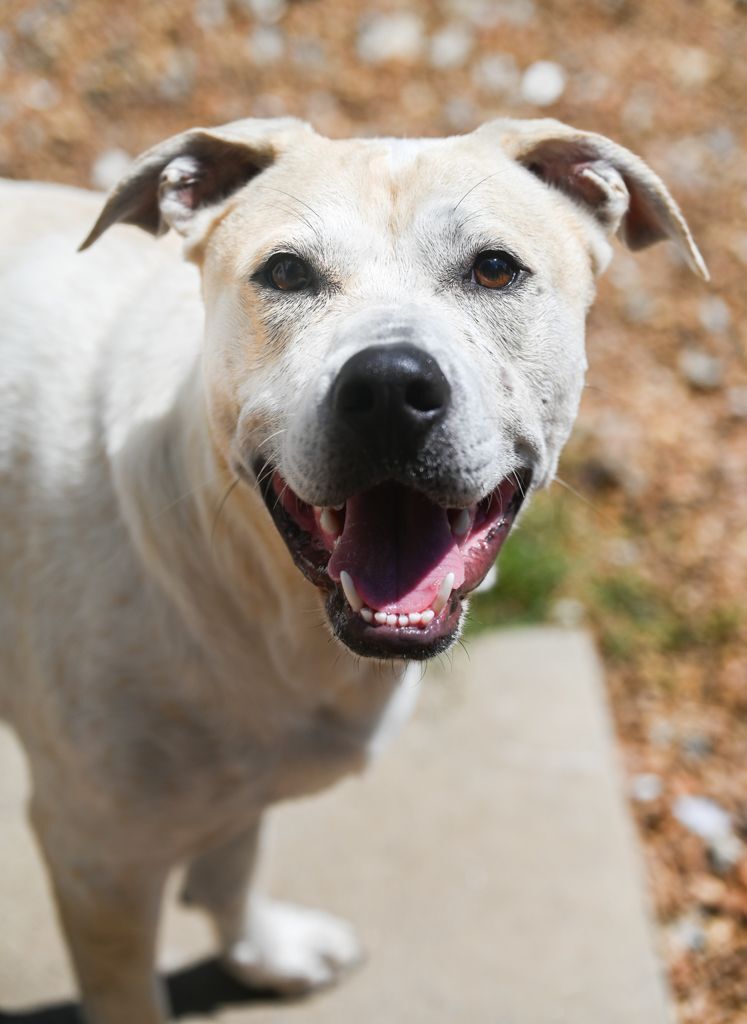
(221, 898), (363, 995)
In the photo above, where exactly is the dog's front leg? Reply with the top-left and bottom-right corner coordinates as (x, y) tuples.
(30, 803), (168, 1024)
(182, 820), (362, 994)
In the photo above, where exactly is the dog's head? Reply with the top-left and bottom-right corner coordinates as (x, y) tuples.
(83, 117), (706, 660)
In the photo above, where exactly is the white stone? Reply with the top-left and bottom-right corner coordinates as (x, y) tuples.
(429, 24), (473, 69)
(472, 54), (519, 95)
(668, 46), (716, 89)
(669, 913), (707, 953)
(520, 61), (567, 107)
(357, 13), (424, 64)
(698, 295), (731, 334)
(678, 349), (723, 392)
(708, 831), (744, 873)
(247, 25), (285, 65)
(673, 795), (731, 842)
(91, 149), (132, 193)
(22, 79), (60, 111)
(194, 0), (227, 29)
(243, 0), (287, 22)
(631, 773), (663, 803)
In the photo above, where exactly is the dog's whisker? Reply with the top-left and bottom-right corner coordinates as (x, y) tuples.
(210, 477), (240, 548)
(267, 201), (319, 237)
(271, 482), (291, 513)
(255, 428), (287, 453)
(151, 475), (221, 519)
(452, 171), (501, 213)
(256, 186), (324, 240)
(551, 475), (616, 527)
(511, 469), (527, 501)
(258, 184), (324, 224)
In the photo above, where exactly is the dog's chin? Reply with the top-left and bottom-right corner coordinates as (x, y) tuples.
(324, 585), (464, 660)
(253, 461), (531, 661)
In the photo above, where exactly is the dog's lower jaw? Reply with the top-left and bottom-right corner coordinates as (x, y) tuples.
(251, 459), (531, 660)
(326, 585), (465, 661)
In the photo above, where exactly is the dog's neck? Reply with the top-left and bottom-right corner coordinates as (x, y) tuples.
(113, 364), (311, 645)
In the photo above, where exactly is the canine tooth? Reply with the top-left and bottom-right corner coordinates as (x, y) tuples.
(420, 609), (435, 625)
(452, 508), (471, 536)
(360, 607), (373, 623)
(408, 612), (422, 625)
(320, 507), (341, 536)
(386, 614), (398, 626)
(398, 614), (409, 627)
(340, 570), (363, 612)
(431, 572), (455, 616)
(374, 611), (388, 625)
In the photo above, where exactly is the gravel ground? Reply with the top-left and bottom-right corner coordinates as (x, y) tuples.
(1, 1), (745, 1020)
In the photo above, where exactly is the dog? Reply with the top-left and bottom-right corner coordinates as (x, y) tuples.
(0, 116), (706, 1023)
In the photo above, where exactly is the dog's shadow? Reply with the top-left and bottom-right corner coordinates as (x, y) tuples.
(0, 957), (287, 1022)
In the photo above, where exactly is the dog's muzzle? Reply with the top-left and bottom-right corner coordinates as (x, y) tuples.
(252, 341), (532, 660)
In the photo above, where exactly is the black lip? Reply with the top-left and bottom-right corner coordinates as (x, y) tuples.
(253, 459), (532, 660)
(326, 588), (462, 661)
(254, 459), (333, 591)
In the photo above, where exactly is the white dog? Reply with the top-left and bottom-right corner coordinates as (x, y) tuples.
(0, 117), (706, 1023)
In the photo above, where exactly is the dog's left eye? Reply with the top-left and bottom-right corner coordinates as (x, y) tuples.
(472, 251), (520, 290)
(264, 254), (312, 292)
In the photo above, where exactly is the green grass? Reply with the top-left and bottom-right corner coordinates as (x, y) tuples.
(468, 491), (574, 632)
(467, 489), (743, 666)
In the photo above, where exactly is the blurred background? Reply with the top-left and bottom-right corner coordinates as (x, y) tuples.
(0, 0), (744, 1020)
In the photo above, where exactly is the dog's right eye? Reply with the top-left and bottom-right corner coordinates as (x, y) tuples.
(264, 254), (312, 292)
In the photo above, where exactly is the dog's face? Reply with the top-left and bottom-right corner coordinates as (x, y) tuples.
(84, 117), (706, 661)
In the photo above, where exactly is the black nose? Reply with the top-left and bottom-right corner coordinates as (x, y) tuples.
(331, 343), (451, 458)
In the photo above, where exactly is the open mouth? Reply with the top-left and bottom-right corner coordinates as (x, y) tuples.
(254, 464), (531, 659)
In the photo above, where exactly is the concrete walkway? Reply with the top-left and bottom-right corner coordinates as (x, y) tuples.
(0, 628), (672, 1023)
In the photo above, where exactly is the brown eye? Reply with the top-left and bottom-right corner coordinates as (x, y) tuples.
(265, 254), (312, 292)
(472, 251), (519, 290)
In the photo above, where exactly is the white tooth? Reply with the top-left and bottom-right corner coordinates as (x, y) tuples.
(420, 608), (435, 625)
(386, 614), (398, 626)
(320, 507), (340, 537)
(431, 572), (455, 615)
(360, 607), (373, 623)
(398, 614), (409, 627)
(340, 570), (363, 612)
(408, 612), (422, 625)
(452, 508), (471, 536)
(374, 611), (388, 625)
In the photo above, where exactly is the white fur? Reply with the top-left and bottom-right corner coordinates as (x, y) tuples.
(0, 118), (704, 1024)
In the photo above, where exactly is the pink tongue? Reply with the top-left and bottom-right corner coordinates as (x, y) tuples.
(327, 483), (465, 614)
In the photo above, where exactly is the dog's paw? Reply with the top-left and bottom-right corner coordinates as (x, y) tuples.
(221, 898), (363, 995)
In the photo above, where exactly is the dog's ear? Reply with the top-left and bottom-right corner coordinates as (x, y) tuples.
(477, 118), (708, 280)
(79, 117), (313, 251)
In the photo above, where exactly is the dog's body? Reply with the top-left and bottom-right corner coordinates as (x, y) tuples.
(0, 119), (705, 1023)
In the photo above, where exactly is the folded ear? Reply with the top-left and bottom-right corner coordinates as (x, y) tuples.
(79, 117), (313, 251)
(476, 118), (708, 280)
